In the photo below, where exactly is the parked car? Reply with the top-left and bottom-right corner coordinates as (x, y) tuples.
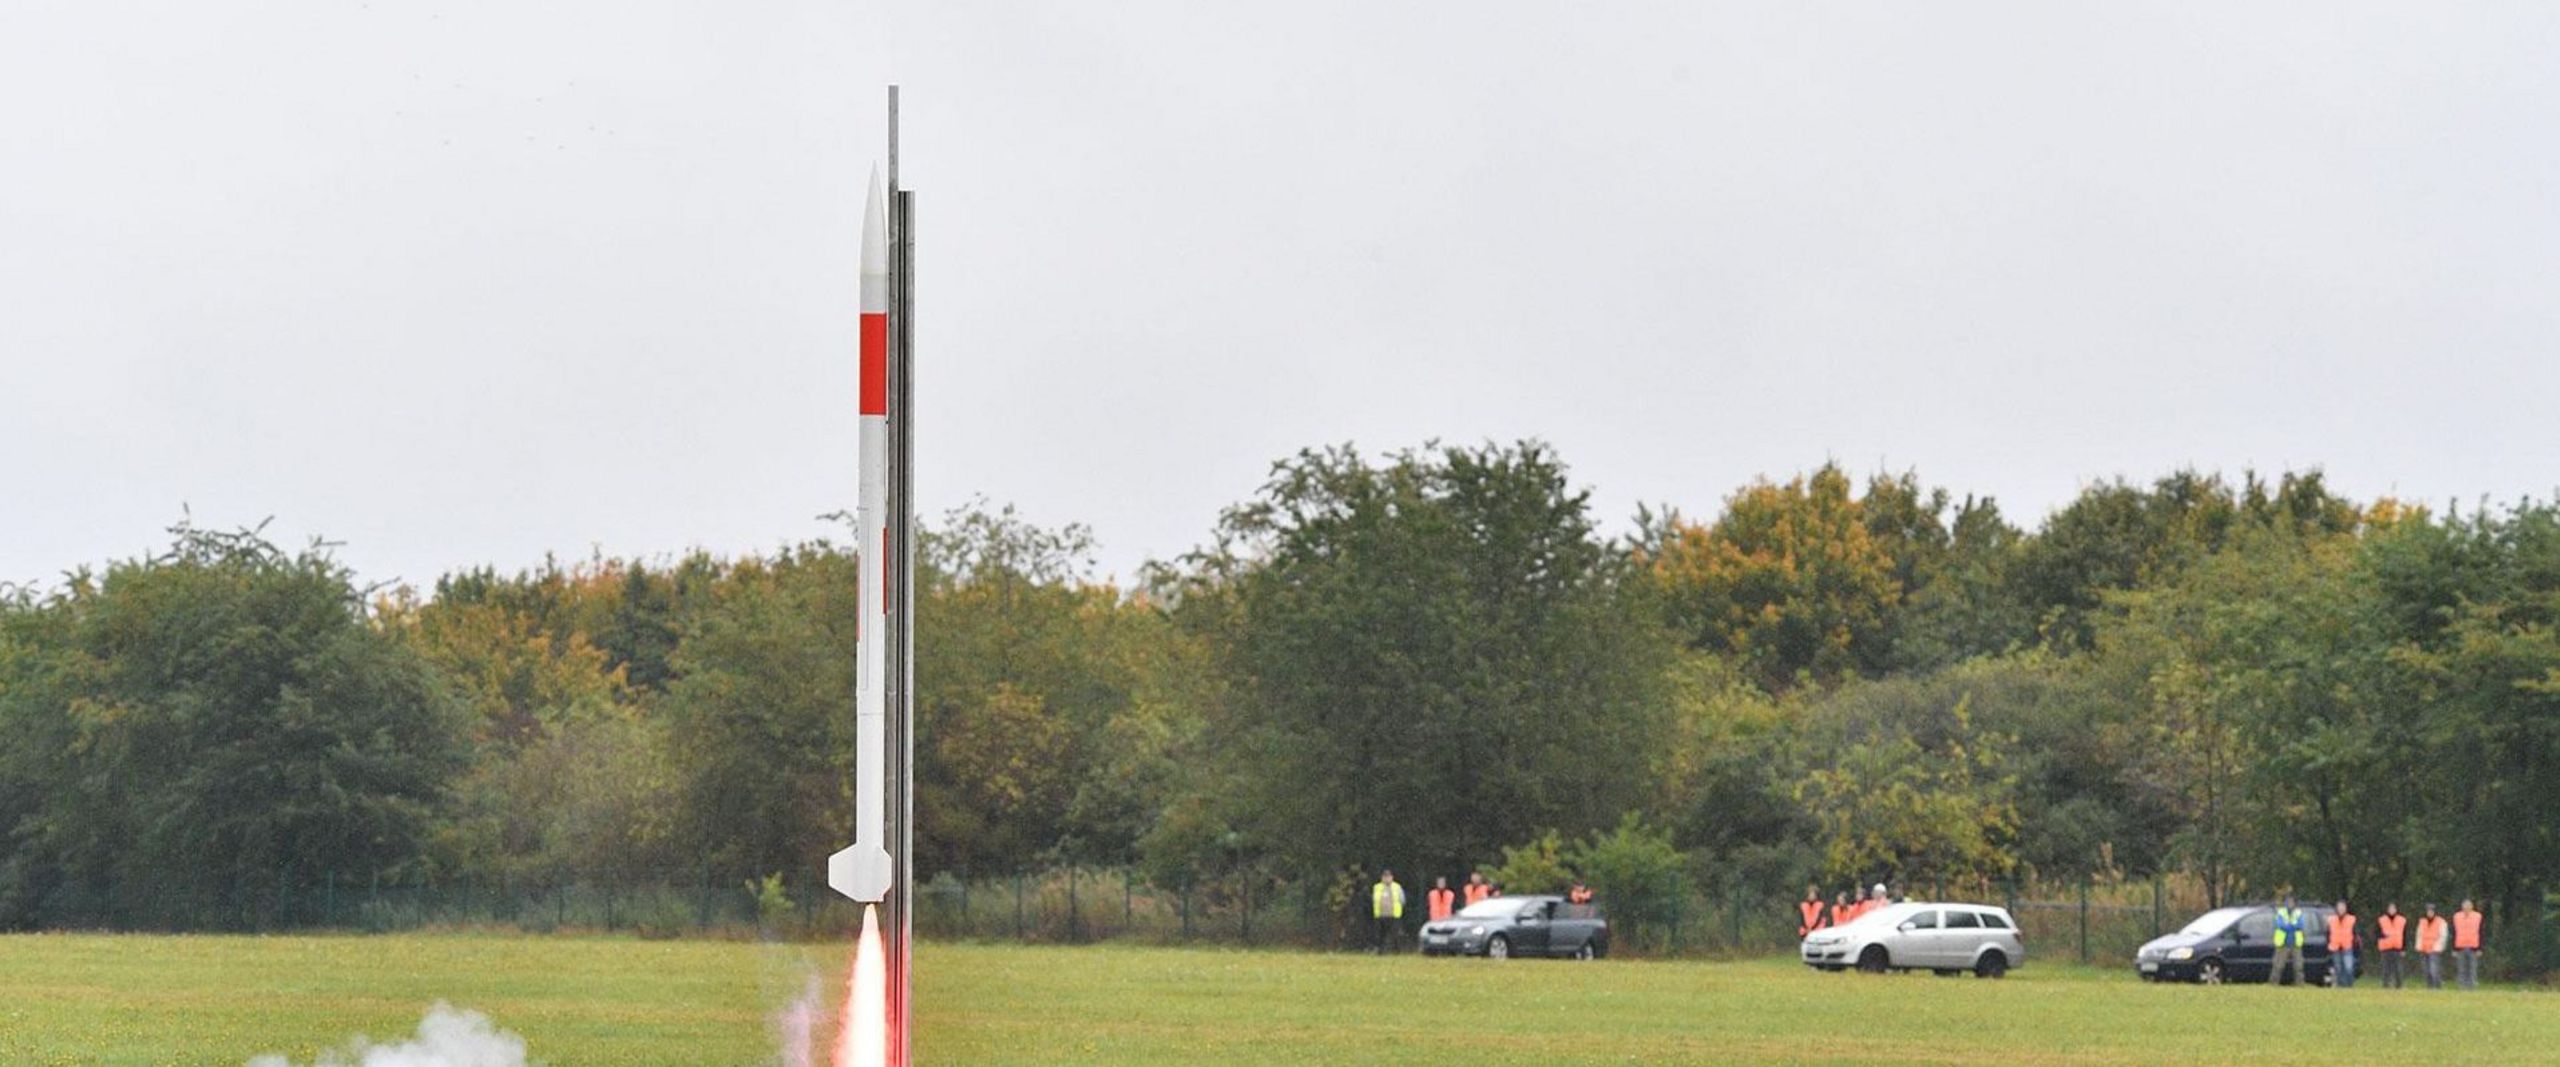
(1799, 902), (2024, 978)
(2135, 904), (2334, 984)
(1419, 894), (1609, 959)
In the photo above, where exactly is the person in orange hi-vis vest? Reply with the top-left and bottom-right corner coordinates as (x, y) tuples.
(2417, 903), (2450, 989)
(2452, 899), (2485, 990)
(1462, 872), (1492, 907)
(1829, 890), (1856, 929)
(1797, 885), (1828, 938)
(1427, 877), (1456, 923)
(2326, 900), (2359, 988)
(2374, 903), (2408, 988)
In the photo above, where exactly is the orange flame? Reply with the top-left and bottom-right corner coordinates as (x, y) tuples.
(833, 904), (888, 1067)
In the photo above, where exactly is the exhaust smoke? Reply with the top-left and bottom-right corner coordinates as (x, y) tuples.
(246, 1003), (527, 1067)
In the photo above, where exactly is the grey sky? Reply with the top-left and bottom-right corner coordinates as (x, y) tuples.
(5, 2), (2555, 591)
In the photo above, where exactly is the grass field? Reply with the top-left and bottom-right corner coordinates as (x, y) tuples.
(3, 935), (2558, 1065)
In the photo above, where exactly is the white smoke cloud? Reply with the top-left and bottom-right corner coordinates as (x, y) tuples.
(774, 972), (824, 1067)
(247, 1003), (529, 1067)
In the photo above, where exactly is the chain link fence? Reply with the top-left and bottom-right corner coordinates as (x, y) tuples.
(17, 864), (2555, 977)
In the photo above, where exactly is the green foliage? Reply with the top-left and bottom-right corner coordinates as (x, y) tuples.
(1482, 830), (1571, 895)
(0, 525), (466, 928)
(659, 548), (858, 882)
(745, 872), (793, 931)
(1793, 690), (2020, 886)
(1169, 441), (1680, 882)
(5, 453), (2559, 967)
(1566, 813), (1684, 931)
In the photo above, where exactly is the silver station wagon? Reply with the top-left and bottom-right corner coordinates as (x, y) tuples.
(1799, 902), (2025, 978)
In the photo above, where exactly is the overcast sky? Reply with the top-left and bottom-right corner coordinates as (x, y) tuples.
(5, 2), (2555, 591)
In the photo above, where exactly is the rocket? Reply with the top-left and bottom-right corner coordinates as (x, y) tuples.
(828, 168), (894, 904)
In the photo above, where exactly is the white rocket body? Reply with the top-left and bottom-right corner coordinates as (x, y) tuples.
(829, 169), (894, 904)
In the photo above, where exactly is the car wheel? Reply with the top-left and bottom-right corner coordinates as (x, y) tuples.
(2198, 958), (2225, 985)
(1486, 935), (1511, 960)
(1974, 952), (2008, 979)
(1857, 945), (1890, 974)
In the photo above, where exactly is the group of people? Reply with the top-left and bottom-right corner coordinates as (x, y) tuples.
(2279, 895), (2488, 990)
(1795, 883), (1897, 936)
(1793, 881), (2493, 989)
(1364, 869), (1596, 952)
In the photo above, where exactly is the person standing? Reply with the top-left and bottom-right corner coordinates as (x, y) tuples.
(2453, 898), (2485, 990)
(1370, 870), (1406, 954)
(2326, 900), (2358, 988)
(1427, 876), (1456, 923)
(1859, 883), (1890, 919)
(2270, 895), (2310, 987)
(1567, 878), (1594, 905)
(1462, 872), (1493, 907)
(1829, 890), (1856, 929)
(2374, 903), (2407, 989)
(1798, 885), (1828, 939)
(2417, 903), (2449, 989)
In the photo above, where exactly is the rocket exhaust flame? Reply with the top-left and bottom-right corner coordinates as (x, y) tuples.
(834, 904), (889, 1067)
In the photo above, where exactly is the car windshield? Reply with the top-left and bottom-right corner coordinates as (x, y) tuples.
(1456, 898), (1532, 920)
(2179, 907), (2253, 938)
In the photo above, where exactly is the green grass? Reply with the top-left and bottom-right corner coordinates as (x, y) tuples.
(2, 934), (2557, 1065)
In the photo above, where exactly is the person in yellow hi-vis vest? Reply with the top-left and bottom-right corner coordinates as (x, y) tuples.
(1370, 869), (1407, 954)
(2269, 894), (2310, 986)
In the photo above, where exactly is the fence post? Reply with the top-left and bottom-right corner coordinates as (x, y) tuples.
(1125, 869), (1135, 934)
(1727, 870), (1742, 952)
(959, 875), (971, 937)
(325, 870), (337, 927)
(2152, 875), (2164, 939)
(1241, 874), (1252, 942)
(2079, 877), (2092, 964)
(1013, 872), (1026, 941)
(1668, 871), (1682, 954)
(1180, 879), (1192, 940)
(1068, 867), (1080, 942)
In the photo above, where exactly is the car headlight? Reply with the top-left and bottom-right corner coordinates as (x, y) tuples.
(2168, 947), (2193, 961)
(1465, 925), (1484, 936)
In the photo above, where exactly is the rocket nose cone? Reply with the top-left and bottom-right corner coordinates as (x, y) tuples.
(861, 165), (888, 278)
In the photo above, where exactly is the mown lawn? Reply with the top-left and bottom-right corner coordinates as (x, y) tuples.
(1, 934), (2556, 1065)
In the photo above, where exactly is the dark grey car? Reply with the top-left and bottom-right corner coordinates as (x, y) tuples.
(1419, 894), (1609, 959)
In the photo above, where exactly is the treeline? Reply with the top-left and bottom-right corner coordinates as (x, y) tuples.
(1, 442), (2554, 950)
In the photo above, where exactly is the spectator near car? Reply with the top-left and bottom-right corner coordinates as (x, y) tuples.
(2326, 901), (2358, 989)
(2135, 903), (2336, 985)
(2269, 895), (2310, 987)
(2374, 903), (2408, 988)
(2452, 899), (2484, 990)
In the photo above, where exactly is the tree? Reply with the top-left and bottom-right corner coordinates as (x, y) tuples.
(659, 549), (858, 883)
(1642, 464), (1914, 690)
(0, 525), (465, 928)
(1174, 442), (1679, 881)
